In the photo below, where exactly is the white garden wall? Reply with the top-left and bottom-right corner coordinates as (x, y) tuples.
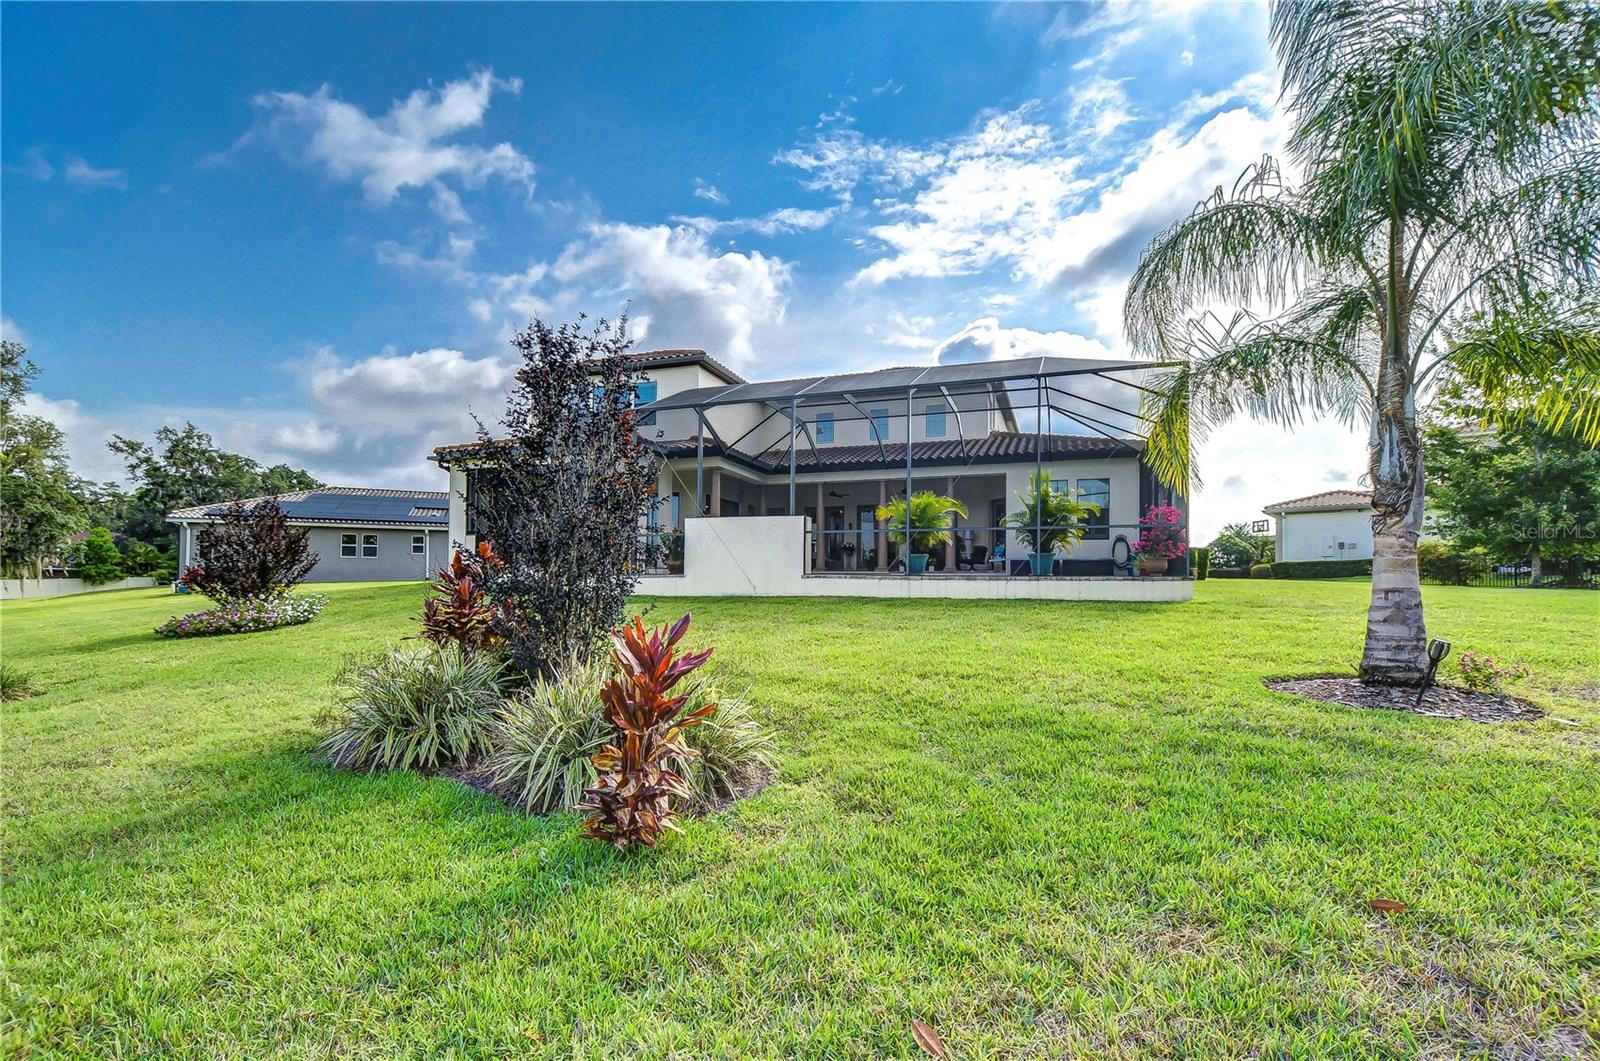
(634, 516), (1191, 601)
(2, 577), (162, 600)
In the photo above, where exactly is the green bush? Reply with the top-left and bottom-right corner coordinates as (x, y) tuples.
(0, 662), (33, 701)
(1417, 540), (1491, 585)
(486, 656), (775, 817)
(1270, 559), (1373, 579)
(76, 528), (125, 585)
(120, 540), (172, 578)
(319, 644), (504, 772)
(1191, 546), (1210, 580)
(487, 655), (610, 814)
(1250, 563), (1274, 578)
(1210, 566), (1249, 578)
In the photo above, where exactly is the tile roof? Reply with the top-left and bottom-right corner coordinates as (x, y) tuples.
(615, 348), (745, 385)
(435, 431), (1140, 474)
(167, 486), (449, 526)
(1262, 489), (1373, 514)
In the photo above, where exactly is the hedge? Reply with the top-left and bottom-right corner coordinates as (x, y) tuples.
(1210, 566), (1250, 579)
(1191, 546), (1210, 580)
(1270, 559), (1373, 580)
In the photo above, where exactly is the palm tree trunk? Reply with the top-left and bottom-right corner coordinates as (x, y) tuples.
(1360, 215), (1429, 686)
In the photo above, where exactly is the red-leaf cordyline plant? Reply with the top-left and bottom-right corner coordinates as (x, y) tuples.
(418, 541), (506, 657)
(577, 614), (716, 851)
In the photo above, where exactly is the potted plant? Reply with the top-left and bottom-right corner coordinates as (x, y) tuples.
(661, 528), (685, 574)
(1004, 470), (1099, 575)
(1135, 504), (1187, 575)
(875, 491), (968, 574)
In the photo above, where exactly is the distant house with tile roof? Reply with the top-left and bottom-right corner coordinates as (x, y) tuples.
(1262, 489), (1375, 563)
(167, 486), (449, 583)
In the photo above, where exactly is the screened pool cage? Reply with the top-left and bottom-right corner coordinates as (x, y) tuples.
(636, 357), (1189, 577)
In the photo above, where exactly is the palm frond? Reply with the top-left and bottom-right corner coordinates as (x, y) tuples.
(1438, 297), (1600, 446)
(1141, 307), (1377, 490)
(1125, 157), (1327, 355)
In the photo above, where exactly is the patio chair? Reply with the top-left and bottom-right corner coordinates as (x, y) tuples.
(959, 546), (988, 572)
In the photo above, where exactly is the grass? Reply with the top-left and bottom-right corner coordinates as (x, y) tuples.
(2, 581), (1597, 1058)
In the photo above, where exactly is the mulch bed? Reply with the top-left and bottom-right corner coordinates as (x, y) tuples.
(438, 759), (775, 816)
(1265, 676), (1544, 722)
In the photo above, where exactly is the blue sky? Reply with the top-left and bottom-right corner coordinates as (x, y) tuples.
(3, 1), (1367, 539)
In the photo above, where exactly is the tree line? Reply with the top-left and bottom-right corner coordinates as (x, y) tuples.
(1, 339), (320, 581)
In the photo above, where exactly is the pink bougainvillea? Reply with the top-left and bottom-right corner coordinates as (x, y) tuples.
(1135, 504), (1188, 559)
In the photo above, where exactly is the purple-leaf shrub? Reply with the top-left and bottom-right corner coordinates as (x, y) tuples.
(466, 315), (662, 677)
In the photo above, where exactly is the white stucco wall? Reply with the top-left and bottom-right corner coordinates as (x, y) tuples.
(2, 577), (162, 600)
(634, 516), (1190, 601)
(1273, 508), (1374, 562)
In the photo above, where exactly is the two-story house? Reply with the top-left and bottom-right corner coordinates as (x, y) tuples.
(432, 349), (1190, 601)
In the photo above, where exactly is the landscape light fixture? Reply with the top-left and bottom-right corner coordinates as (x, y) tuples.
(1416, 638), (1451, 705)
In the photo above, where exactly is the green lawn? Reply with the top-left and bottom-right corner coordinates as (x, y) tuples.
(3, 582), (1597, 1058)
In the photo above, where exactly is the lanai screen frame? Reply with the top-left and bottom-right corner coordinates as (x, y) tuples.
(644, 358), (1184, 567)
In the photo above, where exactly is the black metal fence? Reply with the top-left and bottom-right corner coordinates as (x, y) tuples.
(1422, 558), (1599, 588)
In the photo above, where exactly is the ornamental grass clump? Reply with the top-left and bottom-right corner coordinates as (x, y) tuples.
(670, 686), (775, 813)
(319, 643), (504, 772)
(577, 614), (715, 851)
(486, 654), (611, 814)
(155, 593), (326, 638)
(0, 662), (34, 701)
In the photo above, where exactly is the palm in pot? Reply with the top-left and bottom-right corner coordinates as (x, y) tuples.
(1004, 470), (1099, 575)
(875, 491), (967, 574)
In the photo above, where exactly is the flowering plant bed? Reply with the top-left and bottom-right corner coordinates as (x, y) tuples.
(156, 593), (327, 639)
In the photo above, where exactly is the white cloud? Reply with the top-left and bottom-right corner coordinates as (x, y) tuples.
(63, 156), (128, 189)
(1067, 76), (1134, 142)
(237, 68), (533, 221)
(931, 316), (1113, 365)
(1190, 416), (1367, 542)
(553, 223), (790, 363)
(692, 178), (728, 204)
(1, 317), (27, 344)
(8, 147), (54, 181)
(672, 203), (843, 238)
(845, 104), (1092, 284)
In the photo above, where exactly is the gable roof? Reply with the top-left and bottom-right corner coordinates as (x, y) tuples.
(1262, 489), (1373, 515)
(167, 486), (449, 526)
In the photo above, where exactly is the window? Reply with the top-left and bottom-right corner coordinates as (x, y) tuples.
(340, 533), (357, 558)
(1076, 478), (1111, 540)
(814, 412), (834, 443)
(924, 404), (946, 438)
(869, 409), (889, 442)
(412, 534), (425, 555)
(634, 379), (658, 426)
(361, 533), (379, 558)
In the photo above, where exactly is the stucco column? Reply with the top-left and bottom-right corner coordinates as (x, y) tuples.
(710, 468), (722, 518)
(877, 480), (889, 571)
(945, 476), (958, 571)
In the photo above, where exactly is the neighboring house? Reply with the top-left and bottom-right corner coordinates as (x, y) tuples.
(167, 487), (450, 583)
(432, 349), (1191, 602)
(1262, 490), (1375, 563)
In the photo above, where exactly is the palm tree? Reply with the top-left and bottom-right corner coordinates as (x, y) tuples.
(1125, 2), (1600, 684)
